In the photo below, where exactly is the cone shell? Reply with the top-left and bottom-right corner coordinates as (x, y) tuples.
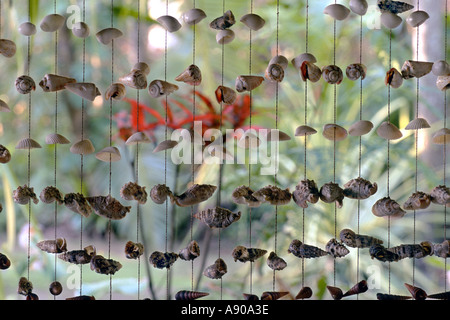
(45, 133), (70, 145)
(40, 186), (64, 205)
(39, 74), (76, 92)
(179, 240), (200, 261)
(377, 121), (403, 140)
(215, 85), (237, 105)
(378, 0), (414, 14)
(125, 241), (144, 260)
(203, 258), (227, 279)
(175, 291), (209, 301)
(72, 21), (90, 38)
(436, 75), (450, 91)
(346, 63), (367, 81)
(261, 291), (289, 301)
(295, 125), (317, 137)
(64, 193), (92, 218)
(0, 39), (16, 58)
(266, 251), (287, 271)
(194, 206), (241, 229)
(16, 138), (41, 150)
(86, 195), (131, 220)
(105, 83), (126, 100)
(120, 182), (148, 204)
(240, 13), (265, 31)
(369, 244), (399, 262)
(292, 53), (317, 71)
(292, 179), (320, 208)
(0, 145), (11, 164)
(343, 280), (368, 297)
(295, 287), (313, 300)
(13, 185), (39, 205)
(96, 27), (123, 45)
(40, 14), (65, 32)
(432, 128), (450, 144)
(231, 185), (261, 208)
(210, 10), (235, 30)
(96, 146), (122, 162)
(216, 29), (235, 45)
(16, 75), (36, 94)
(65, 82), (101, 101)
(288, 239), (329, 259)
(150, 184), (173, 205)
(300, 61), (322, 83)
(401, 60), (433, 79)
(157, 15), (182, 33)
(148, 80), (179, 98)
(322, 124), (348, 141)
(232, 246), (267, 263)
(403, 191), (431, 210)
(320, 182), (344, 208)
(325, 238), (350, 258)
(372, 197), (406, 218)
(90, 255), (122, 275)
(349, 0), (368, 16)
(343, 177), (378, 200)
(406, 10), (429, 28)
(175, 64), (202, 86)
(37, 238), (67, 254)
(126, 132), (152, 145)
(235, 75), (264, 93)
(430, 185), (450, 205)
(427, 291), (450, 300)
(119, 69), (148, 90)
(181, 8), (207, 25)
(18, 22), (37, 36)
(70, 139), (95, 155)
(388, 243), (431, 260)
(348, 120), (374, 137)
(58, 245), (96, 265)
(0, 99), (10, 113)
(253, 185), (292, 206)
(327, 286), (343, 300)
(380, 12), (403, 29)
(0, 253), (11, 270)
(405, 283), (427, 300)
(265, 63), (285, 82)
(339, 228), (383, 249)
(324, 4), (350, 20)
(377, 293), (412, 300)
(173, 184), (217, 207)
(385, 68), (404, 88)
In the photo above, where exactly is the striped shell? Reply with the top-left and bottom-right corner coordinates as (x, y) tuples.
(58, 245), (96, 265)
(343, 280), (368, 298)
(90, 255), (122, 275)
(261, 291), (289, 301)
(86, 195), (131, 221)
(95, 146), (122, 162)
(252, 185), (292, 206)
(266, 251), (287, 271)
(175, 290), (209, 301)
(369, 244), (399, 262)
(387, 243), (432, 260)
(232, 246), (267, 263)
(292, 179), (320, 208)
(15, 75), (36, 94)
(288, 239), (328, 259)
(325, 238), (350, 258)
(203, 258), (227, 279)
(194, 207), (241, 229)
(339, 228), (383, 248)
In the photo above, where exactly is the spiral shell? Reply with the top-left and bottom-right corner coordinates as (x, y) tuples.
(120, 182), (148, 204)
(401, 60), (433, 79)
(13, 185), (39, 205)
(343, 280), (368, 298)
(124, 241), (144, 260)
(40, 186), (64, 205)
(64, 193), (92, 218)
(404, 283), (427, 300)
(175, 64), (202, 86)
(231, 185), (261, 208)
(261, 291), (289, 301)
(319, 182), (344, 208)
(235, 75), (264, 93)
(18, 277), (33, 296)
(105, 83), (126, 100)
(405, 117), (431, 131)
(210, 10), (235, 30)
(58, 245), (96, 265)
(346, 63), (367, 81)
(385, 68), (403, 88)
(325, 238), (350, 258)
(39, 74), (76, 92)
(15, 75), (36, 94)
(86, 195), (131, 221)
(327, 286), (343, 300)
(243, 293), (260, 300)
(149, 251), (178, 269)
(266, 251), (287, 271)
(119, 69), (148, 90)
(265, 63), (285, 82)
(0, 39), (16, 58)
(37, 238), (67, 254)
(252, 185), (292, 206)
(194, 207), (241, 229)
(232, 246), (267, 263)
(387, 243), (431, 260)
(339, 228), (383, 248)
(90, 255), (122, 275)
(322, 65), (343, 85)
(172, 184), (217, 207)
(403, 191), (431, 210)
(0, 253), (11, 270)
(378, 0), (414, 14)
(295, 287), (313, 300)
(175, 291), (209, 301)
(288, 239), (328, 259)
(292, 179), (320, 208)
(369, 244), (399, 262)
(300, 61), (322, 83)
(16, 138), (42, 150)
(179, 240), (200, 261)
(203, 258), (227, 280)
(430, 185), (450, 205)
(215, 85), (237, 105)
(431, 240), (449, 258)
(0, 145), (11, 164)
(343, 177), (378, 200)
(150, 184), (174, 205)
(372, 197), (406, 218)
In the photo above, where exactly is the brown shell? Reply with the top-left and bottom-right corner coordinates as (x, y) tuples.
(327, 286), (343, 300)
(292, 179), (320, 208)
(149, 251), (178, 269)
(65, 295), (96, 301)
(194, 207), (241, 229)
(401, 60), (433, 79)
(18, 277), (33, 296)
(232, 246), (267, 263)
(372, 197), (406, 219)
(325, 238), (350, 258)
(265, 63), (285, 82)
(369, 244), (399, 262)
(300, 61), (322, 82)
(49, 281), (63, 296)
(119, 69), (147, 90)
(377, 293), (412, 300)
(15, 75), (36, 94)
(231, 185), (261, 208)
(40, 186), (64, 205)
(203, 258), (227, 280)
(339, 228), (383, 248)
(120, 182), (148, 204)
(0, 253), (11, 270)
(388, 244), (431, 260)
(346, 63), (366, 81)
(150, 184), (174, 205)
(343, 177), (378, 200)
(58, 245), (96, 265)
(243, 293), (260, 300)
(13, 185), (39, 205)
(215, 86), (237, 105)
(175, 64), (202, 86)
(209, 10), (235, 30)
(173, 184), (217, 207)
(175, 290), (209, 301)
(124, 241), (144, 260)
(0, 144), (11, 164)
(385, 67), (403, 88)
(319, 182), (344, 208)
(403, 191), (431, 210)
(427, 291), (450, 300)
(430, 185), (450, 205)
(404, 283), (427, 300)
(86, 195), (131, 221)
(64, 193), (92, 218)
(266, 251), (287, 271)
(235, 75), (264, 93)
(431, 240), (449, 258)
(322, 65), (343, 85)
(179, 240), (200, 261)
(90, 255), (123, 275)
(295, 286), (313, 300)
(343, 280), (368, 298)
(37, 238), (67, 254)
(288, 239), (328, 259)
(261, 291), (289, 301)
(252, 185), (292, 206)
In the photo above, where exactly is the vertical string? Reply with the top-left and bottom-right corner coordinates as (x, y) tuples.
(387, 28), (392, 294)
(53, 0), (59, 300)
(332, 3), (337, 288)
(443, 0), (448, 292)
(248, 0), (254, 295)
(26, 0), (32, 284)
(190, 0), (196, 292)
(135, 0), (141, 300)
(108, 0), (114, 301)
(164, 0), (170, 301)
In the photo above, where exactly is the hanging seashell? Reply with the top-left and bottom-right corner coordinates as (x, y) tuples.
(404, 283), (427, 300)
(377, 121), (403, 140)
(322, 65), (343, 85)
(181, 8), (207, 26)
(210, 10), (236, 30)
(0, 99), (10, 113)
(216, 29), (235, 45)
(431, 240), (450, 258)
(96, 27), (123, 45)
(40, 14), (65, 32)
(175, 64), (202, 86)
(90, 255), (122, 275)
(253, 185), (292, 206)
(343, 177), (378, 200)
(157, 15), (182, 33)
(232, 246), (267, 263)
(436, 75), (450, 91)
(324, 4), (351, 21)
(215, 86), (237, 105)
(16, 138), (42, 150)
(150, 184), (174, 205)
(66, 295), (96, 301)
(72, 21), (90, 38)
(126, 132), (152, 145)
(288, 239), (329, 259)
(388, 243), (432, 260)
(179, 240), (200, 261)
(265, 63), (284, 82)
(300, 61), (322, 83)
(49, 281), (63, 296)
(327, 286), (343, 300)
(40, 186), (64, 205)
(427, 291), (450, 300)
(261, 291), (289, 301)
(292, 53), (317, 71)
(322, 124), (348, 142)
(45, 133), (70, 145)
(346, 63), (367, 81)
(194, 207), (241, 229)
(295, 125), (317, 137)
(39, 74), (76, 92)
(18, 22), (37, 36)
(154, 140), (179, 153)
(13, 185), (39, 205)
(295, 286), (313, 300)
(401, 60), (433, 79)
(0, 145), (11, 164)
(15, 75), (36, 94)
(369, 244), (399, 262)
(325, 238), (350, 258)
(18, 277), (33, 296)
(266, 251), (287, 271)
(173, 184), (217, 207)
(0, 253), (11, 270)
(292, 179), (320, 209)
(385, 67), (404, 88)
(203, 258), (227, 280)
(37, 238), (67, 254)
(105, 83), (126, 101)
(380, 12), (403, 29)
(403, 191), (431, 210)
(266, 129), (291, 142)
(0, 39), (16, 58)
(86, 195), (131, 221)
(149, 251), (178, 269)
(70, 139), (95, 155)
(378, 0), (414, 14)
(148, 79), (179, 98)
(231, 185), (261, 208)
(58, 245), (96, 265)
(95, 146), (121, 162)
(343, 280), (369, 298)
(119, 69), (148, 90)
(120, 182), (148, 204)
(269, 55), (289, 70)
(339, 228), (383, 248)
(64, 193), (92, 218)
(406, 10), (430, 28)
(432, 128), (450, 145)
(243, 293), (260, 300)
(235, 75), (264, 93)
(350, 0), (369, 16)
(430, 185), (450, 205)
(319, 182), (345, 208)
(132, 62), (151, 76)
(377, 293), (412, 300)
(65, 82), (101, 101)
(175, 290), (209, 301)
(432, 60), (450, 76)
(348, 120), (374, 137)
(124, 241), (144, 260)
(372, 197), (406, 218)
(240, 13), (265, 31)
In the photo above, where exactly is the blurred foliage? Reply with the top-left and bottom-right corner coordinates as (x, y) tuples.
(0, 0), (448, 300)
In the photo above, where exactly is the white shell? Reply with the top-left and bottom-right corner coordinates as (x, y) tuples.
(39, 74), (76, 92)
(295, 125), (317, 137)
(240, 13), (265, 31)
(322, 124), (348, 141)
(40, 14), (66, 32)
(235, 75), (264, 93)
(72, 22), (90, 38)
(292, 53), (317, 71)
(406, 10), (429, 28)
(18, 22), (37, 36)
(132, 62), (151, 76)
(96, 146), (122, 162)
(148, 80), (179, 98)
(182, 8), (207, 25)
(154, 140), (178, 153)
(401, 60), (433, 79)
(45, 133), (70, 145)
(404, 117), (430, 131)
(377, 122), (403, 140)
(0, 100), (11, 112)
(125, 132), (152, 146)
(349, 0), (368, 16)
(437, 75), (450, 91)
(70, 139), (95, 155)
(105, 83), (126, 101)
(432, 128), (450, 145)
(348, 120), (374, 137)
(324, 4), (350, 21)
(157, 15), (182, 33)
(216, 29), (235, 45)
(96, 28), (123, 45)
(119, 70), (148, 90)
(16, 138), (42, 150)
(0, 39), (16, 58)
(432, 60), (450, 76)
(65, 82), (101, 101)
(380, 12), (402, 29)
(385, 68), (403, 89)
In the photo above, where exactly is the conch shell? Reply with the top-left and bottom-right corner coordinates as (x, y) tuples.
(148, 80), (179, 98)
(194, 207), (241, 229)
(231, 185), (261, 208)
(372, 197), (406, 218)
(64, 193), (92, 218)
(150, 184), (174, 205)
(231, 246), (267, 263)
(266, 251), (287, 271)
(203, 258), (227, 279)
(86, 195), (131, 221)
(39, 74), (76, 92)
(37, 238), (67, 254)
(430, 185), (450, 205)
(403, 191), (431, 210)
(149, 251), (178, 269)
(125, 241), (144, 260)
(339, 228), (383, 248)
(209, 10), (235, 30)
(235, 75), (264, 93)
(252, 185), (292, 206)
(288, 239), (328, 259)
(172, 184), (217, 207)
(15, 75), (36, 94)
(13, 185), (39, 205)
(90, 255), (122, 275)
(319, 182), (344, 208)
(322, 65), (343, 85)
(325, 238), (350, 258)
(179, 240), (200, 261)
(120, 182), (148, 204)
(343, 177), (378, 200)
(40, 186), (64, 205)
(175, 64), (202, 86)
(346, 63), (366, 81)
(292, 179), (320, 208)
